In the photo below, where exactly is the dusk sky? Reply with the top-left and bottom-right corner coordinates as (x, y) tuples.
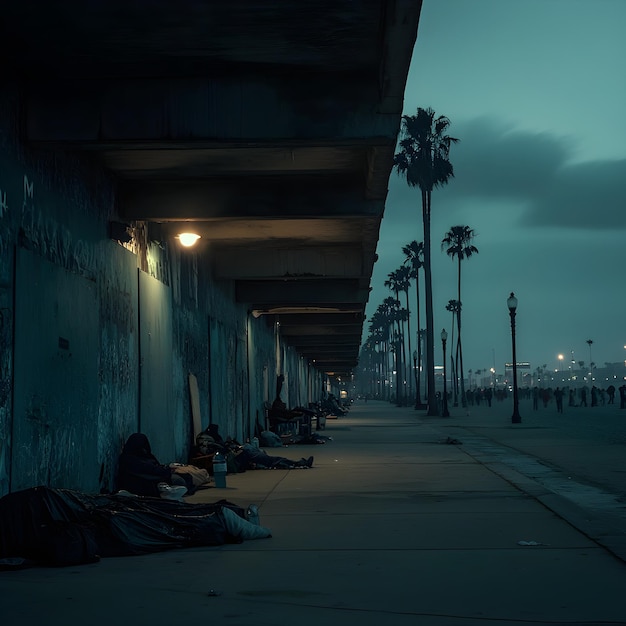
(367, 0), (626, 380)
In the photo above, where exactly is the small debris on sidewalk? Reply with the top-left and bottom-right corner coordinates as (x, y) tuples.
(441, 436), (463, 445)
(517, 540), (547, 546)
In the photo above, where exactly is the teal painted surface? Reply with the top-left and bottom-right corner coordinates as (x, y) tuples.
(12, 248), (100, 491)
(138, 269), (176, 463)
(0, 90), (324, 495)
(209, 317), (238, 440)
(96, 241), (139, 492)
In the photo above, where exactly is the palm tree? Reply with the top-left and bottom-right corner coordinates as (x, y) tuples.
(445, 299), (461, 404)
(394, 108), (458, 416)
(384, 273), (405, 405)
(403, 240), (425, 408)
(402, 241), (424, 409)
(381, 296), (403, 404)
(383, 267), (413, 407)
(441, 225), (478, 408)
(395, 265), (413, 402)
(368, 304), (394, 400)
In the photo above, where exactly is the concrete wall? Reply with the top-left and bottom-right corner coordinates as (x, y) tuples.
(0, 89), (322, 497)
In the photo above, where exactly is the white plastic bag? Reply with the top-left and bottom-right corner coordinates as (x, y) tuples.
(220, 506), (272, 540)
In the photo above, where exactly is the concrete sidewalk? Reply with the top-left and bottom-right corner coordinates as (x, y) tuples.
(2, 401), (626, 626)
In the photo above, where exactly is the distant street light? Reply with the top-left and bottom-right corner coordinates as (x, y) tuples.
(586, 339), (594, 379)
(558, 354), (564, 380)
(507, 292), (521, 423)
(441, 329), (450, 417)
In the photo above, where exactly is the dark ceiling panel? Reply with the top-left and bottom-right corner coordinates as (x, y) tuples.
(6, 0), (422, 379)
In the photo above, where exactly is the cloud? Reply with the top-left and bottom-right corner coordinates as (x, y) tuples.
(388, 117), (626, 230)
(522, 159), (626, 229)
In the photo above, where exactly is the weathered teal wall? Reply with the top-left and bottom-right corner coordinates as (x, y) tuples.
(0, 88), (320, 497)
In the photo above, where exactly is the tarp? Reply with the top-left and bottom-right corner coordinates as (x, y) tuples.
(0, 486), (269, 566)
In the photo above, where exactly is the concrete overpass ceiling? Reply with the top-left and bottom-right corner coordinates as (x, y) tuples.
(3, 0), (422, 379)
(1, 2), (398, 75)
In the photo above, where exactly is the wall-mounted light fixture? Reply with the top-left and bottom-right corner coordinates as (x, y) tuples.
(176, 232), (201, 247)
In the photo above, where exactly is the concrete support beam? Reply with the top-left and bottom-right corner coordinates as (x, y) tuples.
(24, 77), (399, 144)
(277, 313), (363, 327)
(279, 325), (362, 337)
(236, 279), (366, 306)
(120, 180), (385, 221)
(214, 246), (364, 280)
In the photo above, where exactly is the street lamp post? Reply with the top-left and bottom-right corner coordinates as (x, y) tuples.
(586, 339), (594, 380)
(507, 292), (521, 423)
(558, 354), (564, 381)
(441, 329), (450, 417)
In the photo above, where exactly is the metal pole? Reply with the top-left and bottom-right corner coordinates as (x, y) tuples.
(508, 293), (521, 423)
(413, 351), (419, 409)
(442, 330), (450, 417)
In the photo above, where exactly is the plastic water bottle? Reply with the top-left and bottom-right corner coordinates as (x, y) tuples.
(212, 452), (227, 488)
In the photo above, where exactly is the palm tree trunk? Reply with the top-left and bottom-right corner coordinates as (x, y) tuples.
(383, 338), (389, 400)
(405, 289), (412, 403)
(395, 321), (402, 406)
(423, 190), (437, 416)
(415, 275), (425, 407)
(457, 256), (466, 407)
(450, 306), (458, 405)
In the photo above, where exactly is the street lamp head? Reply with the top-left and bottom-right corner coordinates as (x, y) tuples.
(507, 292), (518, 311)
(441, 328), (448, 342)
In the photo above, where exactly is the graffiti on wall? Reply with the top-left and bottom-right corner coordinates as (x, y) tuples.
(17, 174), (97, 279)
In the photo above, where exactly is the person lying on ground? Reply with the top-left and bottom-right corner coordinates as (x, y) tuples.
(233, 443), (314, 470)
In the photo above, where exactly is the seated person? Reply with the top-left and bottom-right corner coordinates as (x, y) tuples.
(269, 396), (304, 422)
(233, 443), (313, 470)
(117, 433), (192, 497)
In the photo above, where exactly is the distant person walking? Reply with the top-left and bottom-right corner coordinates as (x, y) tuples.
(591, 386), (598, 407)
(619, 385), (626, 410)
(554, 387), (564, 414)
(532, 387), (539, 410)
(568, 388), (577, 407)
(607, 385), (616, 404)
(580, 387), (588, 407)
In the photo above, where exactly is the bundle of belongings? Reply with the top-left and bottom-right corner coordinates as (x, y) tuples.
(191, 425), (314, 472)
(117, 432), (211, 500)
(0, 486), (271, 569)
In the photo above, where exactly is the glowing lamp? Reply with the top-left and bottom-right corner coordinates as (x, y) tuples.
(177, 232), (201, 247)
